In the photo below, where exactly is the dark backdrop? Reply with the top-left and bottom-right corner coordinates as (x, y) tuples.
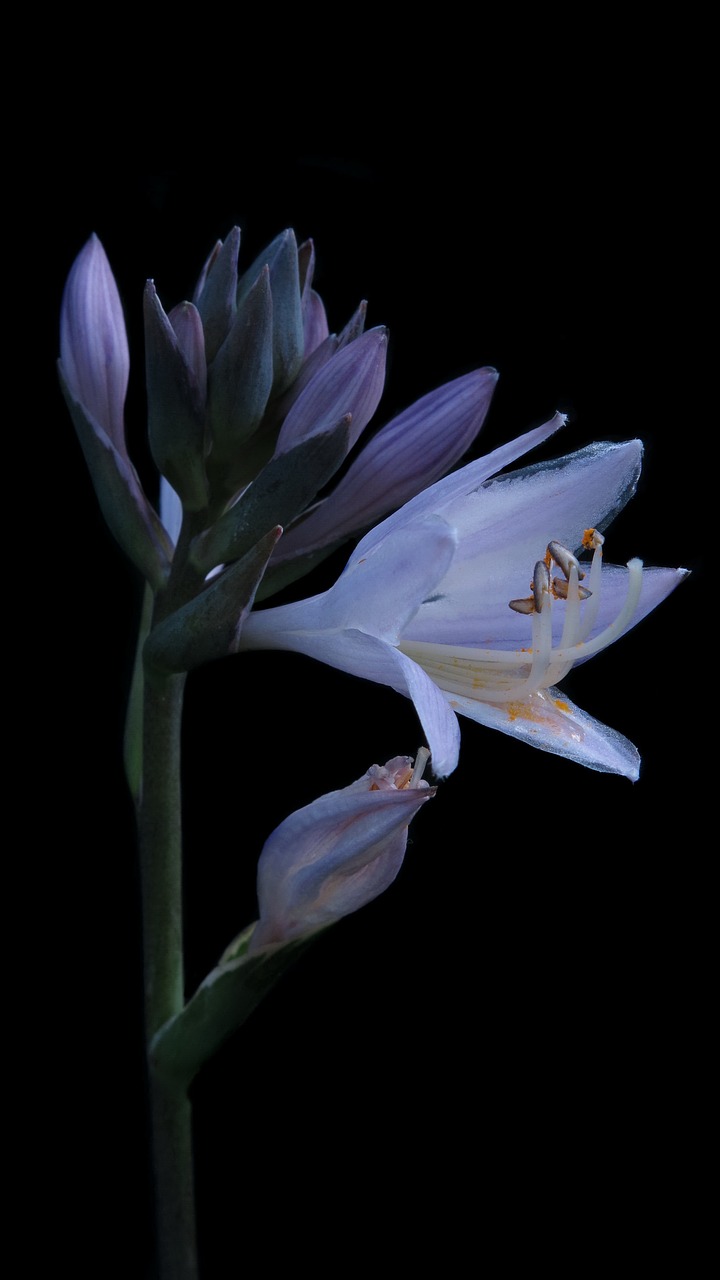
(47, 154), (707, 1275)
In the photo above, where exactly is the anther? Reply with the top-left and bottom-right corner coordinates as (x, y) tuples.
(409, 747), (430, 788)
(552, 577), (592, 601)
(532, 560), (551, 612)
(547, 540), (585, 581)
(508, 596), (535, 615)
(582, 527), (605, 552)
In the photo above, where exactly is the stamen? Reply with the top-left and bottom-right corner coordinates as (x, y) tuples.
(524, 579), (554, 693)
(552, 578), (592, 601)
(508, 596), (535, 615)
(402, 538), (644, 708)
(547, 540), (585, 581)
(559, 562), (583, 650)
(409, 746), (430, 787)
(532, 560), (551, 613)
(555, 557), (643, 662)
(577, 529), (605, 641)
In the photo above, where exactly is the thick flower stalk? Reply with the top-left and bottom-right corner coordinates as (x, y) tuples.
(239, 427), (688, 780)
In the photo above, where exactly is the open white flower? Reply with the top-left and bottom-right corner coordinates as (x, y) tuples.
(239, 419), (688, 780)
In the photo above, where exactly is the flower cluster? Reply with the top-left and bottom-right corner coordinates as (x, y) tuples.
(59, 230), (498, 597)
(60, 226), (687, 941)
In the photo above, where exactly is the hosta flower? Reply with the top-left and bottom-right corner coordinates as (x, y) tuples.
(249, 752), (434, 951)
(238, 421), (688, 780)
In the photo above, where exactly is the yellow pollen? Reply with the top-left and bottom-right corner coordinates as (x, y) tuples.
(582, 528), (596, 550)
(506, 699), (556, 725)
(553, 699), (571, 712)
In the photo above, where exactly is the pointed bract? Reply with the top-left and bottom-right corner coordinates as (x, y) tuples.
(237, 229), (304, 395)
(206, 264), (274, 494)
(144, 283), (208, 511)
(195, 226), (241, 363)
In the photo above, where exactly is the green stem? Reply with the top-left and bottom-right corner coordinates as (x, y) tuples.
(134, 510), (212, 1278)
(138, 663), (198, 1280)
(124, 582), (154, 807)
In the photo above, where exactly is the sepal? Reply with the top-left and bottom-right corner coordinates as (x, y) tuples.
(236, 229), (304, 395)
(58, 364), (173, 588)
(206, 265), (274, 497)
(190, 417), (352, 577)
(194, 226), (241, 363)
(144, 526), (281, 672)
(149, 926), (316, 1086)
(144, 284), (209, 512)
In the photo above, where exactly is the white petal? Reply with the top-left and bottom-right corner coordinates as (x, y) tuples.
(354, 412), (568, 558)
(445, 684), (641, 779)
(403, 441), (645, 645)
(266, 628), (461, 778)
(243, 516), (458, 646)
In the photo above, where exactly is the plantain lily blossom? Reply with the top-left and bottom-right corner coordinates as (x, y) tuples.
(249, 751), (434, 952)
(239, 422), (688, 780)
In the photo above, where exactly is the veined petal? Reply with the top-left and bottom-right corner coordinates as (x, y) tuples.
(406, 562), (687, 652)
(60, 234), (129, 452)
(243, 516), (458, 644)
(403, 440), (645, 644)
(274, 328), (388, 456)
(242, 622), (461, 778)
(444, 684), (641, 780)
(352, 412), (569, 560)
(303, 287), (329, 357)
(274, 367), (499, 562)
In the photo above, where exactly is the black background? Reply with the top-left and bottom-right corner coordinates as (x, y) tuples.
(45, 147), (708, 1275)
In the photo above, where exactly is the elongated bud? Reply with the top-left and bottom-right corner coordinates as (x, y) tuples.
(59, 234), (129, 452)
(194, 226), (241, 362)
(206, 265), (274, 497)
(237, 228), (304, 395)
(274, 327), (388, 457)
(143, 283), (209, 512)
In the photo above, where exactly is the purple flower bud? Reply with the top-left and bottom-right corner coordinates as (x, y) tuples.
(59, 234), (130, 452)
(250, 753), (435, 950)
(274, 327), (388, 457)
